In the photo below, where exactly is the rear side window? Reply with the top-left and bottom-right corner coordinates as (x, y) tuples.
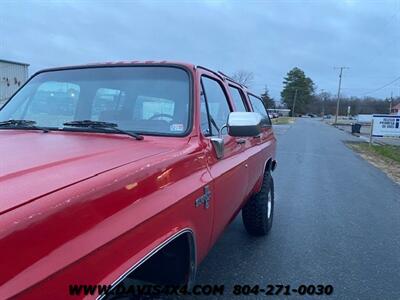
(228, 86), (248, 112)
(21, 82), (80, 127)
(201, 76), (231, 135)
(248, 94), (271, 125)
(134, 96), (175, 121)
(92, 88), (126, 121)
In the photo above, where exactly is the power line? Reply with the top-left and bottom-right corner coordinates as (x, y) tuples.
(362, 76), (400, 96)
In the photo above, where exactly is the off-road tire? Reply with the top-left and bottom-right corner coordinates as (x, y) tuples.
(242, 171), (274, 236)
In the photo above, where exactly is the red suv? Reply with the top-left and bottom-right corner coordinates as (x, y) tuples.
(0, 61), (276, 299)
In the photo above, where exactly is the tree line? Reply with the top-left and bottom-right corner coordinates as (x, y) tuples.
(232, 68), (399, 116)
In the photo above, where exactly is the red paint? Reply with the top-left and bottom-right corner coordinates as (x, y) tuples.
(0, 62), (276, 299)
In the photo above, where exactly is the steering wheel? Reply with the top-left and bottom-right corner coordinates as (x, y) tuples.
(148, 113), (174, 121)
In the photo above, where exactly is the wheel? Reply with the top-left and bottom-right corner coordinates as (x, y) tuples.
(242, 171), (274, 236)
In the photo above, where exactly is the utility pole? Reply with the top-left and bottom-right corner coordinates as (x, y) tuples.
(334, 66), (349, 124)
(321, 89), (325, 117)
(389, 91), (393, 113)
(292, 88), (298, 117)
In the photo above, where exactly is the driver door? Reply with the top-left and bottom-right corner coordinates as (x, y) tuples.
(199, 73), (249, 245)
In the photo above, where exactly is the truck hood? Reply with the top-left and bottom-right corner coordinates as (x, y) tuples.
(0, 130), (176, 214)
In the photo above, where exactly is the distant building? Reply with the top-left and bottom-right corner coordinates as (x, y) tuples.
(0, 59), (29, 105)
(391, 103), (400, 115)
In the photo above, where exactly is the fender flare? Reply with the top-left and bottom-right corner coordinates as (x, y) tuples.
(263, 157), (277, 176)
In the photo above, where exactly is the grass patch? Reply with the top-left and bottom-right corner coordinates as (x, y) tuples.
(346, 142), (400, 184)
(355, 143), (400, 163)
(272, 117), (295, 125)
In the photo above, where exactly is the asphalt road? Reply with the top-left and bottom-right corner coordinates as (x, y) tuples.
(194, 118), (400, 299)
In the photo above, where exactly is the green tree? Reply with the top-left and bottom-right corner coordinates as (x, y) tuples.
(260, 87), (275, 108)
(281, 67), (315, 115)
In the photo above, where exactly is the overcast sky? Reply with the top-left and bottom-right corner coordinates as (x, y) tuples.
(1, 0), (399, 100)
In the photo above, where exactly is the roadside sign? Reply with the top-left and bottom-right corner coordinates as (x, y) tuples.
(372, 115), (400, 137)
(357, 114), (373, 123)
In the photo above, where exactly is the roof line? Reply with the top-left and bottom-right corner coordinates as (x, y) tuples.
(217, 71), (247, 89)
(0, 59), (30, 66)
(196, 65), (224, 81)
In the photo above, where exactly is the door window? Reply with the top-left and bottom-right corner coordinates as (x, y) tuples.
(201, 76), (231, 136)
(200, 86), (212, 136)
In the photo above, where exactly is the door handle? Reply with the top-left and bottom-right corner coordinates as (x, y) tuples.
(253, 135), (261, 139)
(236, 139), (246, 145)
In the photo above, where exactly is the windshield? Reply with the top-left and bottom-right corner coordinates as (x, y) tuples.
(0, 66), (191, 136)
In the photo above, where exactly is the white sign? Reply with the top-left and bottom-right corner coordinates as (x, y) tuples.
(372, 115), (400, 137)
(357, 114), (373, 123)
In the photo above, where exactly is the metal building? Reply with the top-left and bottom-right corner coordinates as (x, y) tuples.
(0, 59), (29, 105)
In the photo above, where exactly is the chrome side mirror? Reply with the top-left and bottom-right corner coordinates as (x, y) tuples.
(227, 112), (262, 137)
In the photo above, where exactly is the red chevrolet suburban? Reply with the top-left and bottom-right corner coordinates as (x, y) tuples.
(0, 61), (276, 299)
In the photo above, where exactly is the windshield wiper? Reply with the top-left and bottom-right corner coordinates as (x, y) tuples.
(0, 119), (50, 132)
(63, 120), (144, 140)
